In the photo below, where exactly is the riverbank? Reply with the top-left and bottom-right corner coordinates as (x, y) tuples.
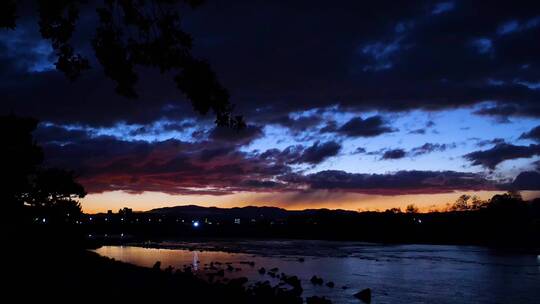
(6, 246), (338, 303)
(2, 225), (338, 303)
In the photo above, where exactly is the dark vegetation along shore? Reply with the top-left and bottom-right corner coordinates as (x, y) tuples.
(3, 114), (540, 303)
(8, 241), (335, 304)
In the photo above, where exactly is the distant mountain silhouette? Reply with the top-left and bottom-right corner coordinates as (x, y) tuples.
(148, 205), (357, 221)
(149, 205), (290, 221)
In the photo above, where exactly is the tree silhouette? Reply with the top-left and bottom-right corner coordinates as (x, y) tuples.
(0, 0), (244, 129)
(385, 207), (402, 214)
(1, 115), (43, 211)
(405, 204), (419, 214)
(486, 191), (525, 212)
(28, 168), (86, 223)
(449, 194), (487, 211)
(450, 194), (471, 211)
(469, 195), (486, 210)
(1, 115), (86, 221)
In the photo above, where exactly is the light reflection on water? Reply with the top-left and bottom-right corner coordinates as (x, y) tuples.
(94, 241), (540, 304)
(192, 251), (199, 271)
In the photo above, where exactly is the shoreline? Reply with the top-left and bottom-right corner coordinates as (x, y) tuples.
(8, 246), (338, 303)
(95, 236), (540, 256)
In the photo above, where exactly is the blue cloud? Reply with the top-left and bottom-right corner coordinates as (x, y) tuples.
(431, 2), (455, 15)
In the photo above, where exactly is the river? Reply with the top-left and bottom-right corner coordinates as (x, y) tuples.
(94, 240), (540, 303)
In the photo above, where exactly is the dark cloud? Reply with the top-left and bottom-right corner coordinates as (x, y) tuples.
(271, 114), (322, 132)
(474, 138), (505, 147)
(511, 171), (540, 190)
(128, 121), (197, 137)
(294, 141), (341, 164)
(320, 120), (338, 133)
(37, 127), (340, 194)
(198, 147), (233, 162)
(473, 104), (521, 122)
(285, 170), (495, 195)
(196, 1), (540, 122)
(381, 149), (406, 160)
(464, 143), (540, 169)
(475, 102), (540, 123)
(372, 143), (455, 160)
(409, 128), (426, 135)
(353, 147), (367, 154)
(260, 141), (341, 165)
(207, 124), (263, 144)
(411, 142), (454, 156)
(34, 124), (539, 196)
(3, 1), (540, 129)
(40, 135), (291, 195)
(331, 116), (395, 137)
(520, 125), (540, 142)
(240, 179), (283, 189)
(259, 146), (301, 164)
(34, 124), (91, 144)
(409, 120), (437, 134)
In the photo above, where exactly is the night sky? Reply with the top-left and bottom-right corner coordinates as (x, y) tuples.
(2, 1), (540, 212)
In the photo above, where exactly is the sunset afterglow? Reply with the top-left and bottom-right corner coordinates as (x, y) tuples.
(3, 1), (540, 213)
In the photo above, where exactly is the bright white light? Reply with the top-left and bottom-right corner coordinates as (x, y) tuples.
(193, 221), (199, 227)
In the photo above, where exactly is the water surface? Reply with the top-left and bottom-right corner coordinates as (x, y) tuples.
(94, 240), (540, 303)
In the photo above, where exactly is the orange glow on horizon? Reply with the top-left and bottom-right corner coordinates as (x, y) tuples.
(81, 190), (540, 214)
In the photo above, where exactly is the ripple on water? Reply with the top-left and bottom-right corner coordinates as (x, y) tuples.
(94, 240), (540, 304)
